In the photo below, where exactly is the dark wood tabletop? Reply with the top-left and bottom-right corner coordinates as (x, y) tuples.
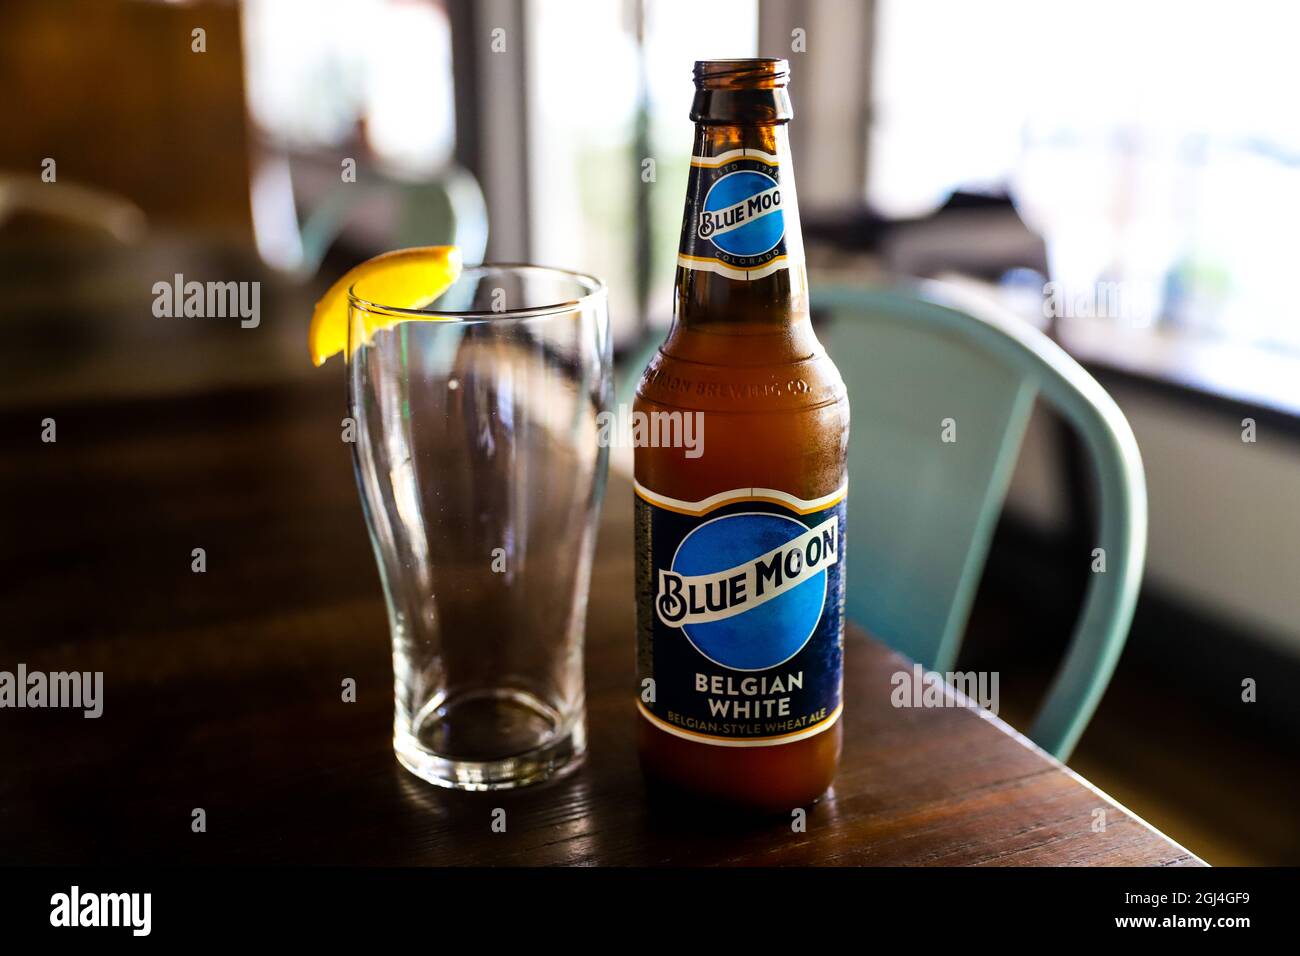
(0, 362), (1202, 866)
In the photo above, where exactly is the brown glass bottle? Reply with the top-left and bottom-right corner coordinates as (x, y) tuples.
(634, 59), (849, 811)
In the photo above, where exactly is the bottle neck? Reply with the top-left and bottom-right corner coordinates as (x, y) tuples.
(671, 119), (811, 346)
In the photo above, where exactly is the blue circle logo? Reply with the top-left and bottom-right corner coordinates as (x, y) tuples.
(698, 170), (785, 259)
(669, 512), (826, 671)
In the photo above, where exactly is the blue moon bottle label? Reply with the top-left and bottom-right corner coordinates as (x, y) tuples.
(676, 148), (800, 281)
(635, 482), (846, 746)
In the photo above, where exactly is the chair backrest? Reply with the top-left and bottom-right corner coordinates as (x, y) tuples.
(295, 164), (489, 275)
(815, 281), (1147, 760)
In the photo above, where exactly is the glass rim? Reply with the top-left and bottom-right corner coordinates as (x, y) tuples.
(347, 263), (607, 323)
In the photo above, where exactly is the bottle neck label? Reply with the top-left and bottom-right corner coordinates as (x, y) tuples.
(677, 148), (800, 281)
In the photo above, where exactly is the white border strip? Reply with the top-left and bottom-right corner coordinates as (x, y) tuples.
(634, 480), (847, 516)
(676, 254), (791, 281)
(690, 148), (780, 167)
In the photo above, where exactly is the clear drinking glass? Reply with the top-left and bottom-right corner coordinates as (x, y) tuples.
(347, 265), (610, 790)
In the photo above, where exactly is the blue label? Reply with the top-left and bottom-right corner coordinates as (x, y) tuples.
(678, 151), (794, 280)
(699, 170), (784, 258)
(635, 484), (845, 747)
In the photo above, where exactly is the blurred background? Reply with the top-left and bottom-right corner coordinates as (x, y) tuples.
(2, 0), (1297, 863)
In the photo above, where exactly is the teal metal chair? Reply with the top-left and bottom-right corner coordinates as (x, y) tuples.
(250, 154), (489, 276)
(814, 281), (1147, 760)
(296, 163), (489, 273)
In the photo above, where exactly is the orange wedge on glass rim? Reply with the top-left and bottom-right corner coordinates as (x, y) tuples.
(308, 245), (463, 366)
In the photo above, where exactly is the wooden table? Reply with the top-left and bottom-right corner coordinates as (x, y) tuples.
(0, 374), (1201, 866)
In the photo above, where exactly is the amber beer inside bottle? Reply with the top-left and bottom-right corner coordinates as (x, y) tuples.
(634, 58), (849, 810)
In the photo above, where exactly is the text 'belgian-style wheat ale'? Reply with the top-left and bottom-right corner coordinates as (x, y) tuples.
(634, 58), (850, 810)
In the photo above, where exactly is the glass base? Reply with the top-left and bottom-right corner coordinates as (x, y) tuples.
(394, 689), (586, 791)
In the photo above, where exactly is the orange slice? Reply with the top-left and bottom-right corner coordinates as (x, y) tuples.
(308, 245), (463, 366)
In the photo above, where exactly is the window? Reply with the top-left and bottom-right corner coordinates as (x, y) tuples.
(869, 0), (1300, 352)
(527, 0), (758, 343)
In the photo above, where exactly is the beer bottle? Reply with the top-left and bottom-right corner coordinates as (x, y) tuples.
(634, 58), (849, 810)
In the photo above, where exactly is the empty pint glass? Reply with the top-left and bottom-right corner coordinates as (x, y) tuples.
(348, 265), (610, 790)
